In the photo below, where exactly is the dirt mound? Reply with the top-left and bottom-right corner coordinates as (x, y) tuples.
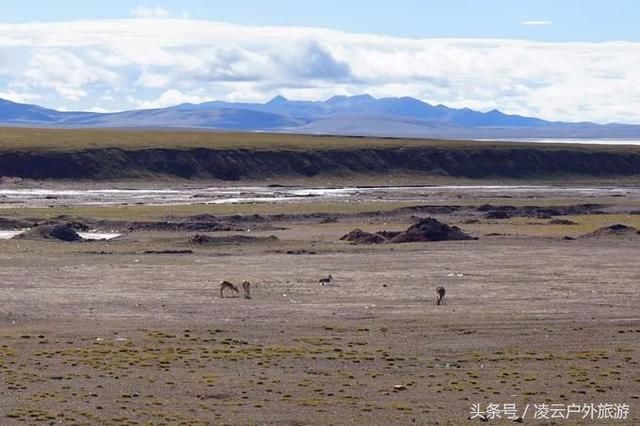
(340, 229), (386, 244)
(477, 204), (518, 212)
(284, 249), (317, 255)
(126, 221), (238, 232)
(549, 219), (578, 225)
(190, 234), (278, 245)
(395, 205), (460, 215)
(144, 250), (194, 254)
(48, 216), (91, 231)
(14, 224), (82, 242)
(58, 220), (90, 232)
(0, 217), (34, 229)
(476, 204), (604, 218)
(375, 230), (402, 239)
(580, 224), (640, 239)
(486, 210), (511, 219)
(320, 217), (339, 224)
(388, 218), (474, 243)
(342, 218), (474, 244)
(188, 214), (219, 221)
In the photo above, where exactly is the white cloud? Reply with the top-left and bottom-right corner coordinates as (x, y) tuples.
(17, 49), (121, 101)
(133, 89), (209, 109)
(55, 86), (87, 101)
(131, 6), (172, 19)
(0, 19), (638, 123)
(135, 70), (171, 88)
(0, 89), (41, 104)
(86, 106), (113, 113)
(521, 20), (553, 26)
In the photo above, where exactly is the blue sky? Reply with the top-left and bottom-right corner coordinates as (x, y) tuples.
(3, 0), (639, 42)
(0, 1), (639, 123)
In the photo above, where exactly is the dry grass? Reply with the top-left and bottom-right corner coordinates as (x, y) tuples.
(0, 127), (482, 152)
(1, 127), (640, 153)
(462, 214), (640, 237)
(0, 200), (418, 221)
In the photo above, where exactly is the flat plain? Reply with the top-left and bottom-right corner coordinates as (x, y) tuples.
(0, 180), (638, 425)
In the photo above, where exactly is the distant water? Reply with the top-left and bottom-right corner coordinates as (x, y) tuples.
(477, 138), (640, 146)
(0, 185), (637, 209)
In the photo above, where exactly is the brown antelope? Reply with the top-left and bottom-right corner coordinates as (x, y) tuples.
(241, 281), (251, 299)
(436, 286), (446, 306)
(318, 274), (333, 285)
(220, 280), (240, 298)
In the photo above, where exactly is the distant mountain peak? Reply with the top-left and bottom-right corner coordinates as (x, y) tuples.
(267, 95), (289, 104)
(327, 94), (375, 104)
(350, 94), (375, 101)
(326, 95), (346, 103)
(0, 98), (22, 107)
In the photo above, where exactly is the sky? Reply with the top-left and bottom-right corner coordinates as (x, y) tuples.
(0, 1), (639, 123)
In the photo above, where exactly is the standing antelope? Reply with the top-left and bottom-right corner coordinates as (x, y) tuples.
(220, 280), (240, 298)
(436, 286), (446, 306)
(241, 281), (251, 299)
(318, 274), (333, 285)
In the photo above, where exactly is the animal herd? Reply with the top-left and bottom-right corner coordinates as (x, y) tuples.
(218, 277), (447, 305)
(219, 280), (251, 299)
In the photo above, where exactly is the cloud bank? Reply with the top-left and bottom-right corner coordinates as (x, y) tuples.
(0, 18), (638, 123)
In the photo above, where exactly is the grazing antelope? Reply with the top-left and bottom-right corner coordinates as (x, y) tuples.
(318, 274), (333, 285)
(241, 281), (251, 299)
(220, 280), (240, 298)
(436, 286), (446, 306)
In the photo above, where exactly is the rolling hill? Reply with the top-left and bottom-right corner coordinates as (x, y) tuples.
(1, 95), (639, 139)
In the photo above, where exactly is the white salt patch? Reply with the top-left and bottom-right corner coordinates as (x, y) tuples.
(0, 230), (121, 240)
(78, 232), (121, 240)
(0, 230), (25, 239)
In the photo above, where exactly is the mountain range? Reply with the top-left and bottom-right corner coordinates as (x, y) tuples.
(2, 94), (639, 139)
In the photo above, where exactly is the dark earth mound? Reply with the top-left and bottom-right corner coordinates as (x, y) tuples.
(388, 218), (474, 243)
(126, 221), (239, 232)
(284, 249), (317, 255)
(341, 218), (474, 244)
(375, 230), (402, 239)
(477, 204), (518, 212)
(395, 206), (460, 215)
(0, 217), (34, 230)
(476, 204), (604, 218)
(486, 210), (512, 219)
(320, 217), (339, 224)
(190, 234), (279, 245)
(580, 224), (640, 239)
(14, 224), (82, 242)
(144, 250), (194, 254)
(340, 229), (386, 245)
(549, 219), (578, 225)
(61, 220), (91, 232)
